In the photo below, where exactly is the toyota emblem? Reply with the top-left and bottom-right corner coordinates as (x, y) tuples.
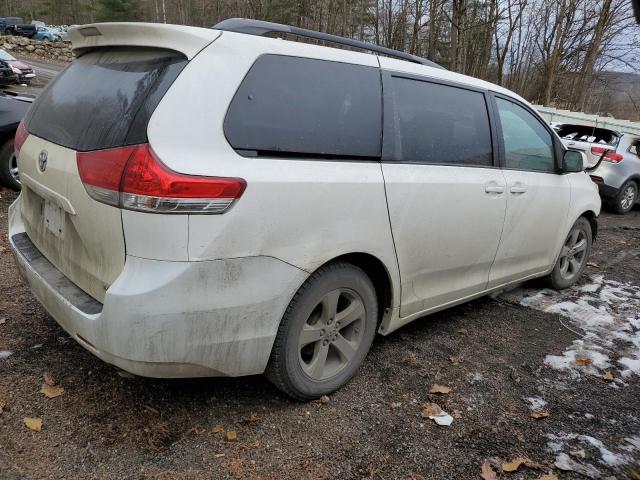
(38, 150), (48, 172)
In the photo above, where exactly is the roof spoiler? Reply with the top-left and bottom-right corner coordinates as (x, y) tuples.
(69, 23), (220, 60)
(213, 18), (444, 70)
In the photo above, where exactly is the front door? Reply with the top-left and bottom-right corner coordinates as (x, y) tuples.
(488, 97), (570, 288)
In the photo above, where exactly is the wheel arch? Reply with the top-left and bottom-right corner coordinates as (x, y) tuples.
(315, 252), (394, 327)
(580, 210), (598, 241)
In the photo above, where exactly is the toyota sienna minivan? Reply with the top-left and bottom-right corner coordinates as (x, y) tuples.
(9, 19), (601, 400)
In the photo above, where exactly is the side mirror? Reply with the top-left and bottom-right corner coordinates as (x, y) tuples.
(562, 150), (584, 173)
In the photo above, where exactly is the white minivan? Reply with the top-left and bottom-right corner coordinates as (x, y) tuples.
(9, 19), (600, 400)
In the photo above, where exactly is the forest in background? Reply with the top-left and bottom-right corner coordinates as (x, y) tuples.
(2, 0), (639, 120)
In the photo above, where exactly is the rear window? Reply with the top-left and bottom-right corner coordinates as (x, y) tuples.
(25, 47), (187, 152)
(224, 54), (382, 159)
(554, 125), (619, 146)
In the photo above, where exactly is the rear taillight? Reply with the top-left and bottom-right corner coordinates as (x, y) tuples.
(15, 119), (29, 154)
(591, 146), (623, 163)
(77, 144), (246, 214)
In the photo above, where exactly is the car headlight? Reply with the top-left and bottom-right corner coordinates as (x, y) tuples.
(10, 66), (21, 74)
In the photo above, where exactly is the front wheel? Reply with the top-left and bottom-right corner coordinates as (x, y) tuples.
(544, 217), (592, 289)
(0, 138), (20, 191)
(266, 262), (378, 400)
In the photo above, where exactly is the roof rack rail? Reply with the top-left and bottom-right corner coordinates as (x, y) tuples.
(213, 18), (444, 70)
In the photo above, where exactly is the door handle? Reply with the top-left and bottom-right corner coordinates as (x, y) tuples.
(484, 184), (505, 194)
(510, 183), (527, 194)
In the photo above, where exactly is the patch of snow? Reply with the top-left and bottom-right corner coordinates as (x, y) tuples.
(0, 350), (12, 359)
(546, 431), (639, 473)
(525, 396), (547, 410)
(584, 413), (594, 419)
(619, 357), (640, 375)
(554, 452), (601, 478)
(500, 275), (640, 378)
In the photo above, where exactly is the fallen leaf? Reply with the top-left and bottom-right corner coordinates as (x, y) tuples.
(502, 458), (526, 472)
(391, 402), (402, 409)
(510, 367), (521, 383)
(531, 409), (550, 419)
(226, 430), (238, 442)
(586, 262), (599, 268)
(457, 328), (468, 335)
(538, 475), (558, 480)
(575, 357), (592, 366)
(211, 425), (224, 433)
(0, 399), (5, 415)
(429, 384), (451, 394)
(481, 461), (497, 480)
(0, 318), (5, 325)
(452, 409), (462, 419)
(601, 371), (614, 382)
(320, 395), (330, 404)
(420, 402), (442, 417)
(191, 425), (206, 434)
(43, 372), (56, 386)
(242, 414), (260, 423)
(40, 384), (64, 399)
(24, 417), (42, 431)
(449, 355), (463, 365)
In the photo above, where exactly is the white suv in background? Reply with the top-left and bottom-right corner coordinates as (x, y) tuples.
(9, 19), (600, 400)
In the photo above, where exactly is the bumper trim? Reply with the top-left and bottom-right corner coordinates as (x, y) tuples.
(11, 232), (103, 315)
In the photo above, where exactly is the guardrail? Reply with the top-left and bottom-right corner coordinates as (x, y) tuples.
(533, 105), (640, 136)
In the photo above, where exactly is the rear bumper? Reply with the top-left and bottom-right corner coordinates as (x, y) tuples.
(9, 195), (307, 377)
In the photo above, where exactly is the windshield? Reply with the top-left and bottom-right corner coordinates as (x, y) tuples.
(0, 50), (17, 62)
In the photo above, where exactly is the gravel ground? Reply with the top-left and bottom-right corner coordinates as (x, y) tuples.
(1, 186), (639, 480)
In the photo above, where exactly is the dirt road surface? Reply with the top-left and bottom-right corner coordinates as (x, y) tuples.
(1, 189), (639, 479)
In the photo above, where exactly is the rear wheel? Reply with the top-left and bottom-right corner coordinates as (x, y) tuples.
(266, 262), (378, 400)
(611, 181), (637, 214)
(0, 138), (20, 191)
(544, 217), (592, 289)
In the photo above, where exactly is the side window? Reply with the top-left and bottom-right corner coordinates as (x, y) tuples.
(388, 76), (493, 166)
(224, 55), (382, 158)
(496, 98), (556, 173)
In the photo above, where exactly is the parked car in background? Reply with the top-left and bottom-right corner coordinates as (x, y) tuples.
(0, 18), (36, 37)
(9, 20), (600, 400)
(33, 26), (61, 42)
(587, 135), (640, 214)
(0, 60), (18, 86)
(552, 123), (621, 168)
(0, 89), (33, 190)
(0, 49), (36, 84)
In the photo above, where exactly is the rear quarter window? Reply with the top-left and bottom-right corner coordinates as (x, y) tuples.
(25, 47), (187, 152)
(224, 54), (382, 159)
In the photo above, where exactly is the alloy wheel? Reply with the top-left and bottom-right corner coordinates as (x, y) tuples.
(298, 288), (366, 380)
(620, 185), (636, 211)
(558, 228), (588, 281)
(9, 152), (19, 185)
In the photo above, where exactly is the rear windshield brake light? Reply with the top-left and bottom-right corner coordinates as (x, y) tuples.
(77, 144), (246, 214)
(591, 146), (623, 163)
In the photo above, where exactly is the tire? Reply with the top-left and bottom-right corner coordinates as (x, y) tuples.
(0, 138), (20, 191)
(544, 217), (592, 290)
(610, 181), (637, 215)
(266, 262), (378, 400)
